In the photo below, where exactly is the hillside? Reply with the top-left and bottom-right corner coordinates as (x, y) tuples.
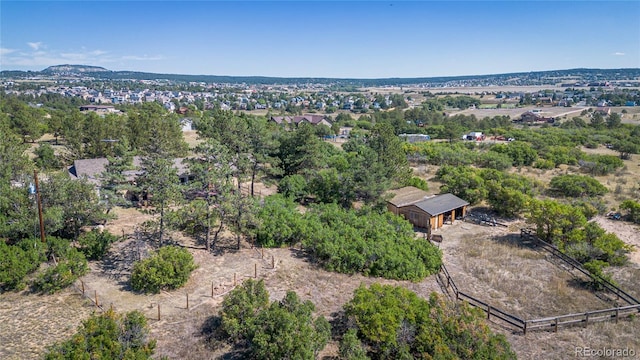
(2, 65), (640, 87)
(42, 64), (111, 74)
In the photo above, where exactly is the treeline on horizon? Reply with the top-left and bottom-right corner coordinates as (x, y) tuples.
(2, 67), (640, 86)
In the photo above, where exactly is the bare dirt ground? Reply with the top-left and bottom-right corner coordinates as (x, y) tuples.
(448, 106), (586, 120)
(592, 216), (640, 266)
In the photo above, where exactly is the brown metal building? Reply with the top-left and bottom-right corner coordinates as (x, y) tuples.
(387, 186), (469, 230)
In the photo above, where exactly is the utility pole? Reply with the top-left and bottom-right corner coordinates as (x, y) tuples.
(34, 170), (46, 243)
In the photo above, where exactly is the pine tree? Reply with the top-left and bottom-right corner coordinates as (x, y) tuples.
(137, 131), (182, 244)
(99, 139), (134, 214)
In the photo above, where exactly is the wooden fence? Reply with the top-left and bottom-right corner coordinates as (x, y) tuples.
(439, 264), (527, 332)
(520, 228), (640, 306)
(437, 230), (640, 334)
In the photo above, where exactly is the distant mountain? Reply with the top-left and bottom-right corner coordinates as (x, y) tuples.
(42, 64), (111, 74)
(1, 65), (639, 87)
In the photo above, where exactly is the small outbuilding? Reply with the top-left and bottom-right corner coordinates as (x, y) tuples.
(387, 186), (469, 230)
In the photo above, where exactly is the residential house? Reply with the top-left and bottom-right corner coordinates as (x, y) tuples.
(399, 134), (431, 143)
(386, 186), (469, 230)
(269, 115), (332, 127)
(79, 105), (117, 113)
(519, 111), (554, 124)
(69, 157), (191, 186)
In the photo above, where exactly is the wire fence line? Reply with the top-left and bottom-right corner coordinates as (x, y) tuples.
(69, 247), (279, 321)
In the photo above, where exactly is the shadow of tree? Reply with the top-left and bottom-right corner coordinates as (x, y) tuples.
(199, 315), (249, 359)
(490, 233), (539, 250)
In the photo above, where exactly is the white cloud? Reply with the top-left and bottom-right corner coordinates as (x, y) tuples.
(27, 42), (43, 50)
(1, 45), (162, 70)
(613, 52), (625, 56)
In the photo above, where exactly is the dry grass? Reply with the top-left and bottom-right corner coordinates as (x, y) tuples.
(438, 224), (614, 319)
(435, 221), (640, 359)
(0, 289), (96, 360)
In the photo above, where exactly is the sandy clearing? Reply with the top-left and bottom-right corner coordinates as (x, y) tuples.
(592, 216), (640, 266)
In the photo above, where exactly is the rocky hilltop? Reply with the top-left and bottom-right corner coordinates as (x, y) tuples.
(42, 64), (111, 74)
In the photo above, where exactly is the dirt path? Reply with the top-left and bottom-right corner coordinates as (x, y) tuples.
(592, 216), (640, 266)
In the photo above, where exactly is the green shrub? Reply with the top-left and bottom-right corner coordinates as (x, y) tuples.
(303, 205), (442, 281)
(0, 239), (46, 291)
(258, 201), (442, 281)
(620, 199), (640, 224)
(478, 151), (512, 171)
(278, 174), (308, 202)
(45, 310), (156, 359)
(250, 291), (331, 360)
(221, 279), (270, 340)
(33, 246), (88, 294)
(583, 260), (617, 290)
(130, 246), (197, 293)
(404, 177), (429, 191)
(356, 120), (373, 130)
(339, 329), (370, 360)
(344, 284), (516, 359)
(220, 281), (330, 359)
(580, 154), (624, 175)
(78, 229), (118, 260)
(549, 174), (608, 198)
(256, 195), (305, 247)
(490, 141), (537, 166)
(437, 165), (487, 205)
(534, 159), (555, 170)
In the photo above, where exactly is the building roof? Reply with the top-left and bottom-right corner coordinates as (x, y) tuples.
(414, 193), (469, 217)
(69, 156), (187, 186)
(69, 158), (110, 184)
(270, 114), (331, 125)
(386, 186), (432, 207)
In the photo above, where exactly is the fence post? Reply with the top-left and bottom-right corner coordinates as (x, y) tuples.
(211, 281), (214, 297)
(554, 318), (558, 333)
(254, 263), (257, 278)
(272, 255), (275, 269)
(523, 321), (527, 335)
(95, 290), (99, 307)
(615, 308), (619, 323)
(261, 247), (264, 259)
(157, 304), (161, 321)
(487, 305), (491, 320)
(186, 293), (189, 310)
(584, 312), (589, 327)
(81, 280), (85, 295)
(234, 273), (237, 286)
(110, 303), (113, 312)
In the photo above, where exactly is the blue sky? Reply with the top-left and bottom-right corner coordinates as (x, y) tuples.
(1, 1), (639, 78)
